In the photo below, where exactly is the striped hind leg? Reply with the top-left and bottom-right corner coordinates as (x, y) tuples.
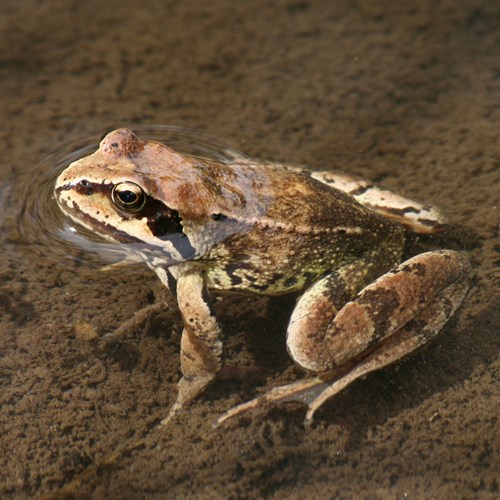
(311, 170), (447, 235)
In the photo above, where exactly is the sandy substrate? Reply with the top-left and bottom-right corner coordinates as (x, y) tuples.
(0, 0), (498, 498)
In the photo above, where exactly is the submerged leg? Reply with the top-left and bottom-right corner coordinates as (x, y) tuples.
(162, 271), (224, 424)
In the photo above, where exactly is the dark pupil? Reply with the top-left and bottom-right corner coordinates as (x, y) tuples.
(118, 190), (138, 204)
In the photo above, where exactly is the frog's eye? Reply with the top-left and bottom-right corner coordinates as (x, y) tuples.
(111, 182), (146, 213)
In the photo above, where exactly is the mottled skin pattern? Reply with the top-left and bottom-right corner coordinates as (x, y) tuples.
(54, 129), (470, 425)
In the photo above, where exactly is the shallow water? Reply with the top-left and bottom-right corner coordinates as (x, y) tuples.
(0, 0), (498, 498)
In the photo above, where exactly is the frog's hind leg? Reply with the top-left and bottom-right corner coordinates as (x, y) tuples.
(216, 250), (470, 427)
(311, 170), (447, 234)
(301, 271), (469, 425)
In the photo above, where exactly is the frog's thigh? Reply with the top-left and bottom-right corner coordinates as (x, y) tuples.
(287, 250), (470, 373)
(302, 264), (470, 423)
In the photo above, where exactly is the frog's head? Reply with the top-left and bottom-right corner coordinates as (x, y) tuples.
(55, 128), (221, 267)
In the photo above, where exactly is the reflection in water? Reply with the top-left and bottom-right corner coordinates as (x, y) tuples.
(17, 125), (249, 269)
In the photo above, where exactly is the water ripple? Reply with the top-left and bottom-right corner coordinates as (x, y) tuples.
(17, 125), (249, 268)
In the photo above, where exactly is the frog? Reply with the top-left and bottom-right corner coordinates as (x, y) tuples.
(54, 128), (471, 426)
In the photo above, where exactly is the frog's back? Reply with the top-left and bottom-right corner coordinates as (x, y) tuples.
(201, 162), (404, 295)
(227, 162), (399, 239)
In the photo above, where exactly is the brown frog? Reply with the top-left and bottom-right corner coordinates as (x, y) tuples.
(54, 129), (470, 426)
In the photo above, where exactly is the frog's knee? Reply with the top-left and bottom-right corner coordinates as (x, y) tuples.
(285, 268), (365, 373)
(286, 302), (334, 373)
(286, 327), (325, 372)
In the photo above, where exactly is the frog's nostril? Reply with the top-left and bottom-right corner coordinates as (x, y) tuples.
(75, 179), (94, 196)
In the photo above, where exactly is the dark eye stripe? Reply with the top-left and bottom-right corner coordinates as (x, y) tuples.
(55, 180), (113, 202)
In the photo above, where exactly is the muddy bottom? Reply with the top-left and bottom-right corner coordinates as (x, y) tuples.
(0, 0), (498, 498)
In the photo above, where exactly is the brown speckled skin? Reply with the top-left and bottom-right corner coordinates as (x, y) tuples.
(55, 129), (471, 423)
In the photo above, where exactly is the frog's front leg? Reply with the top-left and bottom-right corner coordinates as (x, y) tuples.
(217, 250), (470, 426)
(161, 270), (224, 424)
